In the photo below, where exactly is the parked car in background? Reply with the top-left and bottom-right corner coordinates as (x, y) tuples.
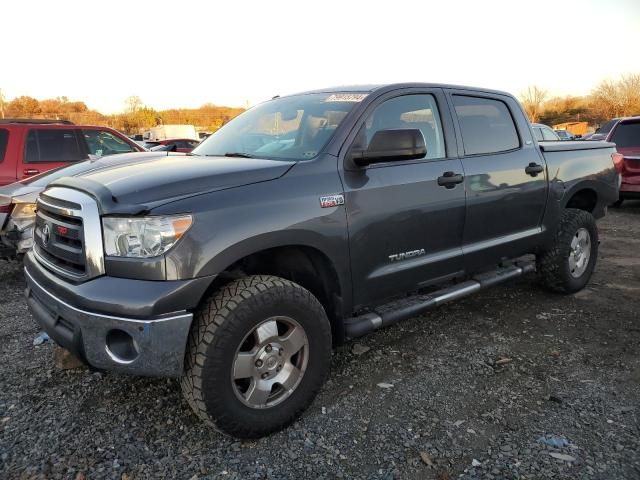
(587, 118), (623, 141)
(554, 129), (577, 141)
(0, 119), (145, 186)
(606, 116), (640, 206)
(0, 151), (186, 258)
(531, 123), (560, 141)
(147, 138), (200, 153)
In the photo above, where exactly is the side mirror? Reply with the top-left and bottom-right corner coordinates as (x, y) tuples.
(350, 129), (427, 167)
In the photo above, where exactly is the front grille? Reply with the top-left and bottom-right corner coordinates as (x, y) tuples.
(35, 200), (86, 276)
(33, 187), (104, 281)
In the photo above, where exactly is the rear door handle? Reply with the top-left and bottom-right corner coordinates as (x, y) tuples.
(437, 172), (464, 189)
(23, 168), (40, 176)
(525, 162), (544, 176)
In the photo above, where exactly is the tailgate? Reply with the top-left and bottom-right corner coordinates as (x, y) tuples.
(538, 140), (616, 152)
(622, 155), (640, 176)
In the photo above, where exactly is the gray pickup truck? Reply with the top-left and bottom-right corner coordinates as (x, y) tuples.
(23, 83), (619, 438)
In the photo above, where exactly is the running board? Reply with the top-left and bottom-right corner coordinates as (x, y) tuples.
(344, 260), (536, 339)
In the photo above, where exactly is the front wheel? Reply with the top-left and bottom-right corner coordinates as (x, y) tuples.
(537, 208), (599, 293)
(181, 275), (332, 438)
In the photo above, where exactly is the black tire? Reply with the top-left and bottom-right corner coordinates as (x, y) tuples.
(180, 275), (332, 438)
(611, 198), (624, 208)
(537, 208), (598, 293)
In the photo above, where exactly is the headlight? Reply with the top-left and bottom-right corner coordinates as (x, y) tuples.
(102, 215), (192, 258)
(11, 203), (37, 219)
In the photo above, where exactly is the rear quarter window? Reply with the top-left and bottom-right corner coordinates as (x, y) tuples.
(610, 121), (640, 148)
(0, 129), (8, 162)
(452, 95), (520, 155)
(533, 127), (543, 142)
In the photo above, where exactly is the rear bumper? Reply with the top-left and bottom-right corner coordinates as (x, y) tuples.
(24, 251), (215, 377)
(620, 181), (640, 197)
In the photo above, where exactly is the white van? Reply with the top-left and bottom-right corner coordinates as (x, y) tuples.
(143, 125), (198, 141)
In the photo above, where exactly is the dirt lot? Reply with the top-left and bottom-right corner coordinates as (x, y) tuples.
(1, 205), (639, 480)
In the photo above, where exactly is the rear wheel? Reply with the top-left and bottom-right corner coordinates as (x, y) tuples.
(181, 275), (332, 438)
(537, 208), (598, 293)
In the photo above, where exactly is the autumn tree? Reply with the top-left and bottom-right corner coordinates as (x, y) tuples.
(520, 86), (548, 123)
(589, 74), (640, 122)
(538, 96), (591, 126)
(5, 96), (42, 117)
(0, 89), (6, 118)
(124, 95), (143, 115)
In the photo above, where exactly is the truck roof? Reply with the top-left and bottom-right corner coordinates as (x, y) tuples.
(293, 82), (516, 99)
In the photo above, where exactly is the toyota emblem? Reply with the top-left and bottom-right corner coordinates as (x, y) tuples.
(42, 224), (51, 246)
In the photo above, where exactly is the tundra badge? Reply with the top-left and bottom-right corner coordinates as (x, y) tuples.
(389, 249), (426, 262)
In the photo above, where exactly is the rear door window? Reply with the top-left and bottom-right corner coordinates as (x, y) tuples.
(25, 129), (85, 163)
(452, 95), (520, 155)
(0, 129), (8, 162)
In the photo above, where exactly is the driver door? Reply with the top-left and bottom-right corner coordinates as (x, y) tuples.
(340, 90), (466, 308)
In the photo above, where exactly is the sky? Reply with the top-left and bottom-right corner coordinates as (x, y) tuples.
(2, 0), (639, 113)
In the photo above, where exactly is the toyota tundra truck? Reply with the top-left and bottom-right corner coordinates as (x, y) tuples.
(23, 83), (620, 438)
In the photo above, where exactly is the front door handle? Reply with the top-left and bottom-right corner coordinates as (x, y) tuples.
(437, 171), (464, 189)
(23, 168), (40, 176)
(525, 162), (544, 177)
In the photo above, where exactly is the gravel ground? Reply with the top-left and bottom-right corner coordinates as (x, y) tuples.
(1, 205), (639, 480)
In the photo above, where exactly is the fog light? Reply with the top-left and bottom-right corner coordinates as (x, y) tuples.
(105, 329), (139, 364)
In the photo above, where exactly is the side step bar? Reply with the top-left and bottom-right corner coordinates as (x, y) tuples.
(344, 260), (536, 339)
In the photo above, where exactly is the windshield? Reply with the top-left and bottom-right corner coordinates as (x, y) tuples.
(597, 119), (618, 134)
(610, 121), (640, 148)
(192, 92), (366, 160)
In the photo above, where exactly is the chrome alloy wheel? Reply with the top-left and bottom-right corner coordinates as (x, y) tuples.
(569, 227), (591, 278)
(232, 316), (309, 409)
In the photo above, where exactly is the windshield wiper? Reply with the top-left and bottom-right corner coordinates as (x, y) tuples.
(223, 152), (255, 158)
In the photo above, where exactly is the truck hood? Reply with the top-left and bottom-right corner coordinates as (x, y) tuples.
(50, 154), (295, 212)
(0, 183), (42, 200)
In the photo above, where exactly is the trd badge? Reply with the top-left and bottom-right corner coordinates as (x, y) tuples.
(319, 194), (345, 208)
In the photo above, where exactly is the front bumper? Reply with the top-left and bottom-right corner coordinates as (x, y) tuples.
(24, 252), (214, 377)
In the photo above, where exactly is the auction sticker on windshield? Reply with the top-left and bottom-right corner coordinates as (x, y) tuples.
(325, 94), (368, 102)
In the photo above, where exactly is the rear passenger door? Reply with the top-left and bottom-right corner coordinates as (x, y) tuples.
(20, 128), (86, 180)
(447, 92), (548, 272)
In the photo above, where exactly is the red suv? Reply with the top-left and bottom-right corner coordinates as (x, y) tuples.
(606, 117), (640, 206)
(0, 119), (145, 186)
